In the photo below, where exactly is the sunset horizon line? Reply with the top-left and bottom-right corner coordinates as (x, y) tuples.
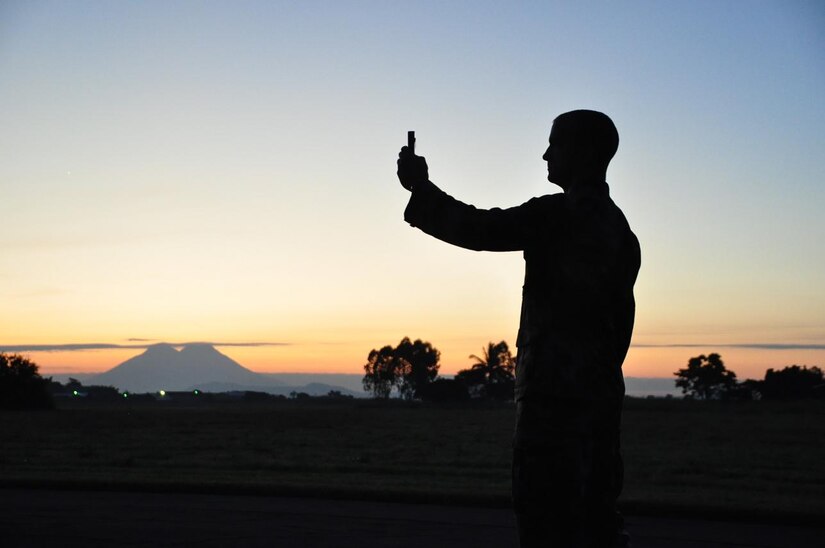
(4, 340), (825, 354)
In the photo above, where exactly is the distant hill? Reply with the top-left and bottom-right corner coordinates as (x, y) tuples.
(89, 344), (358, 396)
(260, 373), (366, 394)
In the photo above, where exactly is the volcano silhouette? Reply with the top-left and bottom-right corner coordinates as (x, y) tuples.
(92, 343), (267, 393)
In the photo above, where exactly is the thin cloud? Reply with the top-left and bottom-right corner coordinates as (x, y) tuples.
(178, 341), (291, 348)
(0, 341), (290, 353)
(0, 344), (131, 352)
(632, 343), (825, 350)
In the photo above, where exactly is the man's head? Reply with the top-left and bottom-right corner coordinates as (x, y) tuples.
(543, 110), (619, 190)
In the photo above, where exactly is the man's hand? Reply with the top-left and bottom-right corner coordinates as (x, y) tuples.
(397, 146), (429, 191)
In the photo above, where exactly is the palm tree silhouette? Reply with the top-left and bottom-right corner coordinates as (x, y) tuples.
(457, 341), (515, 399)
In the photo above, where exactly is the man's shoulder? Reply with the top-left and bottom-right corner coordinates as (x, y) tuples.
(524, 193), (566, 210)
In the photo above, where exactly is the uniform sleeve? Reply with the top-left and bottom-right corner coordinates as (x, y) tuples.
(404, 180), (562, 252)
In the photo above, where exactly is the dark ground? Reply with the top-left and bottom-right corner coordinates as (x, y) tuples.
(1, 488), (823, 548)
(4, 399), (823, 546)
(5, 398), (824, 521)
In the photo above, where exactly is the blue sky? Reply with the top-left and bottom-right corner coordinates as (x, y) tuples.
(1, 1), (823, 377)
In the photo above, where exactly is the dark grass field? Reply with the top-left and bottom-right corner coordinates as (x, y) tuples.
(2, 397), (823, 523)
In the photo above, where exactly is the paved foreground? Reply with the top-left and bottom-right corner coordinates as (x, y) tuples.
(1, 489), (822, 547)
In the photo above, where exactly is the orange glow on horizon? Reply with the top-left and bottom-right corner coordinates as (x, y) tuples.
(26, 340), (825, 382)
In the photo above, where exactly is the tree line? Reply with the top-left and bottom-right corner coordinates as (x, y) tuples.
(3, 349), (822, 409)
(362, 338), (515, 402)
(362, 342), (824, 402)
(674, 353), (824, 400)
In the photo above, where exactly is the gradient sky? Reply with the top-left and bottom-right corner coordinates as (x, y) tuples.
(2, 1), (824, 380)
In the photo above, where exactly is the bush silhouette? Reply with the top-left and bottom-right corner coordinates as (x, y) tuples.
(762, 365), (823, 400)
(417, 378), (470, 402)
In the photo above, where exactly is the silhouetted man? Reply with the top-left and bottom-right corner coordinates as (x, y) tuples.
(396, 110), (640, 547)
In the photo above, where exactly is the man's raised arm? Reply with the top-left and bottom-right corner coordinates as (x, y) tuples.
(397, 145), (559, 252)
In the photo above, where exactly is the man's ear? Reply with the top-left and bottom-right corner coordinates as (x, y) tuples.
(580, 145), (598, 163)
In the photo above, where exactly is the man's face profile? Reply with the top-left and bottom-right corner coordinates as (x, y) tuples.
(543, 124), (568, 188)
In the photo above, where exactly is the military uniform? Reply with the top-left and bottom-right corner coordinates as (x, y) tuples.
(405, 179), (640, 547)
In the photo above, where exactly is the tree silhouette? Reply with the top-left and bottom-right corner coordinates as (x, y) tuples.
(674, 353), (737, 400)
(362, 338), (440, 399)
(0, 353), (54, 410)
(456, 341), (515, 400)
(393, 337), (440, 399)
(362, 344), (397, 399)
